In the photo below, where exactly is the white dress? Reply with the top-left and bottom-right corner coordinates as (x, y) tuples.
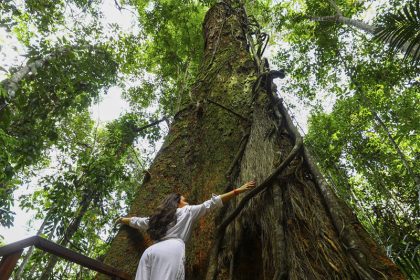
(129, 195), (223, 280)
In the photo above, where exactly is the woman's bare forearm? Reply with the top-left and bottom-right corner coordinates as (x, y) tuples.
(220, 181), (256, 204)
(220, 190), (237, 204)
(116, 217), (131, 225)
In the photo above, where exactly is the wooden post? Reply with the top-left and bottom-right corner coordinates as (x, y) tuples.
(0, 249), (23, 280)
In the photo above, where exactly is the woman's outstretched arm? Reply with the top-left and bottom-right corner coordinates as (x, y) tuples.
(219, 180), (256, 204)
(188, 181), (256, 221)
(116, 181), (256, 226)
(116, 217), (131, 225)
(115, 217), (149, 230)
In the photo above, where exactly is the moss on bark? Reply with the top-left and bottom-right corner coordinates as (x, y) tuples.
(99, 3), (255, 279)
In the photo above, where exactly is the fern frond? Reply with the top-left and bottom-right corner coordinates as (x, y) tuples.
(395, 253), (420, 280)
(374, 0), (420, 64)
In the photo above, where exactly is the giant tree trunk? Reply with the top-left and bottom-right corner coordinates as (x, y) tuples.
(101, 3), (403, 279)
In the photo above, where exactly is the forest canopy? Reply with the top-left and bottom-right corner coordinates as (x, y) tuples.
(0, 0), (418, 279)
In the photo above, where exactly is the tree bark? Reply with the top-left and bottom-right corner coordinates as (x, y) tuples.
(100, 3), (254, 278)
(101, 2), (404, 279)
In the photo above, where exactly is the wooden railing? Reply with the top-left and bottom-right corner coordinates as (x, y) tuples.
(0, 236), (130, 280)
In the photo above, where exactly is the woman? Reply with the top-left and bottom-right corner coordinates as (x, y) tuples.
(116, 180), (256, 280)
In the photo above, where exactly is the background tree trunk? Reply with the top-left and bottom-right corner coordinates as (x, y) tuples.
(101, 3), (404, 279)
(14, 212), (50, 279)
(39, 190), (93, 280)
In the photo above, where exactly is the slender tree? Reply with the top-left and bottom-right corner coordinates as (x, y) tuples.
(14, 211), (51, 279)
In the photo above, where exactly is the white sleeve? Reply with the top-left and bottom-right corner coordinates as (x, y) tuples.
(129, 217), (149, 230)
(189, 194), (223, 222)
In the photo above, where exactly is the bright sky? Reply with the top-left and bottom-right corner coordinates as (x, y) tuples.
(90, 87), (131, 123)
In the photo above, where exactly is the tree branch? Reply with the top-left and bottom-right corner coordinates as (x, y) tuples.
(225, 133), (250, 180)
(0, 101), (9, 112)
(133, 117), (168, 133)
(326, 0), (343, 17)
(308, 14), (419, 58)
(1, 44), (95, 99)
(309, 15), (375, 34)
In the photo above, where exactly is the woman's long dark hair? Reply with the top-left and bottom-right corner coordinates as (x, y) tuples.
(147, 193), (181, 240)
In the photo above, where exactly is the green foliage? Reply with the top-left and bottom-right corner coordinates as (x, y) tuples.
(0, 2), (23, 32)
(23, 1), (65, 33)
(305, 67), (419, 265)
(374, 0), (420, 63)
(0, 43), (119, 226)
(1, 0), (182, 277)
(118, 0), (209, 115)
(274, 1), (419, 276)
(271, 0), (366, 95)
(1, 0), (101, 35)
(1, 0), (419, 278)
(17, 112), (147, 279)
(0, 0), (127, 226)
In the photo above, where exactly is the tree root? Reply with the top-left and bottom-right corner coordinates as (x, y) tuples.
(273, 95), (382, 280)
(206, 98), (250, 123)
(225, 132), (250, 180)
(205, 133), (303, 280)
